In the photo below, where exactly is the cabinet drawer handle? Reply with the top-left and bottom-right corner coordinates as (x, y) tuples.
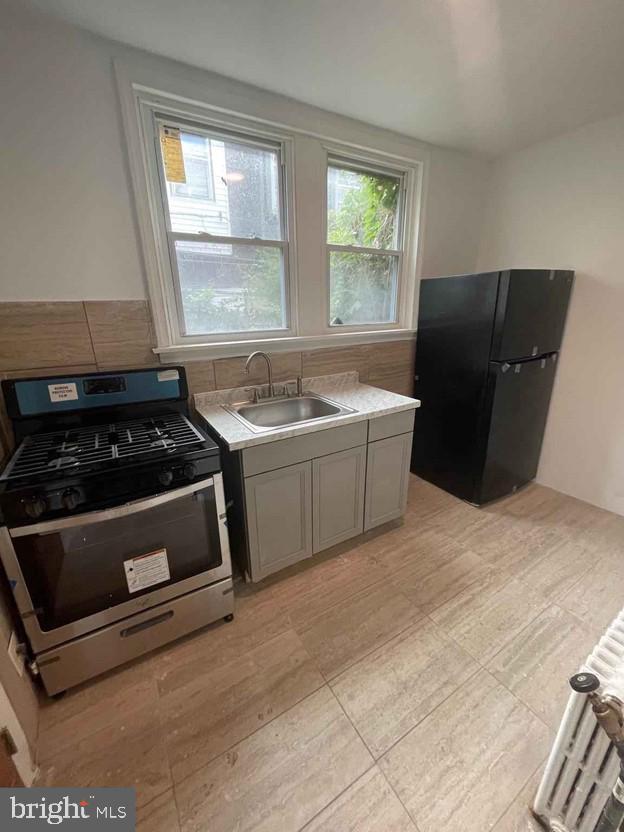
(120, 610), (173, 637)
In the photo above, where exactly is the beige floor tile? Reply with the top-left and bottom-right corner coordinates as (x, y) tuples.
(154, 585), (291, 695)
(381, 529), (492, 613)
(175, 686), (372, 832)
(379, 672), (552, 832)
(297, 581), (422, 680)
(430, 571), (549, 664)
(40, 703), (171, 808)
(162, 629), (324, 782)
(265, 546), (387, 631)
(37, 660), (159, 761)
(331, 619), (478, 757)
(302, 766), (417, 831)
(559, 552), (624, 638)
(405, 476), (460, 521)
(136, 789), (180, 832)
(491, 765), (546, 832)
(503, 538), (593, 602)
(488, 605), (597, 730)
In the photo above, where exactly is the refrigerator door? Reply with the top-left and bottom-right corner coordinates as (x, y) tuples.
(477, 354), (558, 504)
(411, 272), (500, 502)
(491, 269), (574, 361)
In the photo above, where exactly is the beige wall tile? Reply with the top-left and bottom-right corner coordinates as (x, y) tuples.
(302, 767), (417, 831)
(214, 351), (301, 389)
(379, 672), (552, 832)
(0, 302), (95, 371)
(367, 340), (415, 381)
(331, 620), (477, 758)
(181, 361), (215, 394)
(302, 345), (370, 381)
(85, 300), (156, 369)
(175, 686), (372, 832)
(370, 370), (414, 396)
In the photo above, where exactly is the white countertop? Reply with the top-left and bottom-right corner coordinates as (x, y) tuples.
(194, 372), (420, 450)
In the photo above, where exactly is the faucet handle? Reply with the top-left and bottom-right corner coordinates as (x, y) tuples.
(297, 376), (304, 396)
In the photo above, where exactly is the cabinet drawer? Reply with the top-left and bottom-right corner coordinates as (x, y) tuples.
(242, 421), (368, 476)
(368, 409), (415, 442)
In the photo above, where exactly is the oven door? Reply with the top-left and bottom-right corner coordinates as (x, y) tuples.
(0, 473), (231, 653)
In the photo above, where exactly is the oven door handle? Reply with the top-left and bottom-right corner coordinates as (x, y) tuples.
(8, 476), (216, 538)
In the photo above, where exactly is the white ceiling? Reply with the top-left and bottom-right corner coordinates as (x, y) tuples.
(25, 0), (624, 156)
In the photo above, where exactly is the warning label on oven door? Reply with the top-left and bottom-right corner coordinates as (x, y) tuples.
(124, 548), (170, 593)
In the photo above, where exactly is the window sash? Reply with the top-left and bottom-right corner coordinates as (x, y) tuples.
(154, 116), (292, 341)
(325, 157), (406, 329)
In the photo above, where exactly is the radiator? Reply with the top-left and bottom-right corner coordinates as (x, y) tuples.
(533, 608), (624, 831)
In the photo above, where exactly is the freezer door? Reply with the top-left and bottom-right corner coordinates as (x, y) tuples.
(477, 355), (558, 504)
(491, 269), (574, 360)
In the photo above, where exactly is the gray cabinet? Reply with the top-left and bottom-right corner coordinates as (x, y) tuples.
(245, 461), (312, 580)
(312, 445), (366, 553)
(364, 432), (412, 531)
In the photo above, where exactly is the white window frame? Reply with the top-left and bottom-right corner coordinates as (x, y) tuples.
(128, 93), (298, 350)
(152, 115), (292, 341)
(324, 153), (408, 331)
(116, 66), (423, 360)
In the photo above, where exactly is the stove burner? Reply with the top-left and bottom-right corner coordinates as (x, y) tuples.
(150, 438), (175, 450)
(47, 457), (79, 470)
(1, 413), (206, 482)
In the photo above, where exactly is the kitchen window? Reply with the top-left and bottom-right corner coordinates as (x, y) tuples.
(155, 119), (290, 338)
(121, 77), (422, 357)
(326, 159), (405, 327)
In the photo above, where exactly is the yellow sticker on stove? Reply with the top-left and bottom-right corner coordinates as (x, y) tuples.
(160, 125), (186, 183)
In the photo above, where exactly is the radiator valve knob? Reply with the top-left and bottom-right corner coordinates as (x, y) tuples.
(570, 672), (600, 694)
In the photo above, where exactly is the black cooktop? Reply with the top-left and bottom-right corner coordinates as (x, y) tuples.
(1, 412), (212, 482)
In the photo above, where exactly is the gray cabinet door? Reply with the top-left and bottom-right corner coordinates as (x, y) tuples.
(245, 461), (312, 581)
(312, 445), (366, 553)
(364, 432), (412, 531)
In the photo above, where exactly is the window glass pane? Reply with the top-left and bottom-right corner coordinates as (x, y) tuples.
(327, 165), (401, 249)
(329, 251), (398, 326)
(163, 129), (282, 240)
(175, 241), (286, 335)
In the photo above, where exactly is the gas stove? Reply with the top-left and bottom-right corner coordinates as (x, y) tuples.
(0, 368), (220, 527)
(0, 366), (232, 696)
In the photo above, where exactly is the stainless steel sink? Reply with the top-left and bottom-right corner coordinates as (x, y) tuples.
(224, 393), (355, 433)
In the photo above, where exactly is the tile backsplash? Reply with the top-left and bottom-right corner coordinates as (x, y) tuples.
(0, 300), (415, 460)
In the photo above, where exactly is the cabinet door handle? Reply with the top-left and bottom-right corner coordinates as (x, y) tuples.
(120, 610), (173, 637)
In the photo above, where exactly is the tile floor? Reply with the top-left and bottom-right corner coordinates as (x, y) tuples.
(37, 476), (624, 831)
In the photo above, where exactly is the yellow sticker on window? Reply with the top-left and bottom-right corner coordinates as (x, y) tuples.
(160, 125), (186, 183)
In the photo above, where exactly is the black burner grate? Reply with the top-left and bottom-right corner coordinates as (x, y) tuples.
(2, 413), (205, 480)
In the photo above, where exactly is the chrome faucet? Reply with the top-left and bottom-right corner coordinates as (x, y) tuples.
(245, 351), (274, 399)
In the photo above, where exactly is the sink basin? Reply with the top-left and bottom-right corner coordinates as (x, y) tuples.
(224, 394), (355, 433)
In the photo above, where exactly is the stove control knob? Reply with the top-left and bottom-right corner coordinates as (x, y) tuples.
(183, 462), (197, 481)
(23, 495), (47, 520)
(61, 488), (81, 511)
(158, 469), (174, 487)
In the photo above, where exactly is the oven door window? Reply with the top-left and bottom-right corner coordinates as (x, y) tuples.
(12, 485), (222, 630)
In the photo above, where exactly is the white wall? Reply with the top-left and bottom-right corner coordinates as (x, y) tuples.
(0, 0), (490, 303)
(479, 113), (624, 516)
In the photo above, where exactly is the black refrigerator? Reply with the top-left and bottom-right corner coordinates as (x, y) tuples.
(411, 269), (574, 505)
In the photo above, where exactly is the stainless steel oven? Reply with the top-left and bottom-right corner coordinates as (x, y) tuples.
(0, 473), (233, 694)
